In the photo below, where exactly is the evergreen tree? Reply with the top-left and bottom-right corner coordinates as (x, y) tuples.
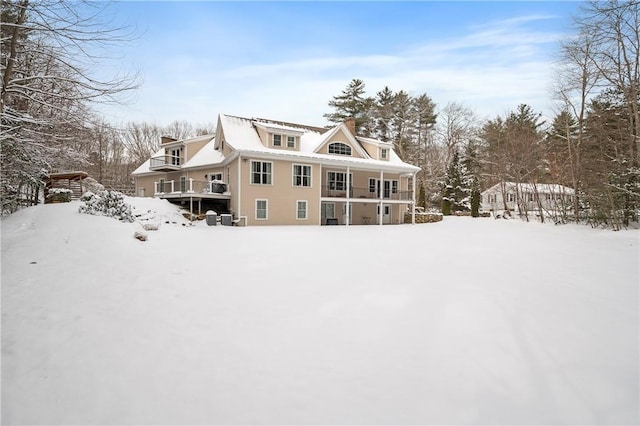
(462, 142), (482, 217)
(324, 79), (371, 134)
(441, 150), (470, 215)
(374, 86), (396, 141)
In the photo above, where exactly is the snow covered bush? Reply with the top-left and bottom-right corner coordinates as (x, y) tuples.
(78, 190), (135, 222)
(82, 177), (105, 194)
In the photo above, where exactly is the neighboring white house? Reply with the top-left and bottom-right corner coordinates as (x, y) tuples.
(481, 182), (575, 213)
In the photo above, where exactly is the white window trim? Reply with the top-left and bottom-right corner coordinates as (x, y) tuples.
(292, 163), (312, 188)
(250, 160), (273, 186)
(296, 200), (308, 220)
(326, 171), (352, 191)
(255, 199), (268, 220)
(272, 134), (282, 147)
(380, 148), (388, 160)
(328, 142), (352, 156)
(287, 135), (296, 148)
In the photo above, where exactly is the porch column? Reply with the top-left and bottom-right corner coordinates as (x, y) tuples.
(412, 172), (416, 224)
(346, 166), (350, 226)
(237, 155), (242, 220)
(379, 170), (384, 225)
(189, 178), (194, 193)
(154, 181), (158, 194)
(170, 180), (175, 193)
(318, 164), (323, 225)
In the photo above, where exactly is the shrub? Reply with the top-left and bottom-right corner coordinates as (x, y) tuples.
(78, 190), (135, 222)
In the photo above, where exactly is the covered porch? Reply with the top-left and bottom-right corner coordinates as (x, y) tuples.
(319, 165), (417, 225)
(153, 178), (231, 216)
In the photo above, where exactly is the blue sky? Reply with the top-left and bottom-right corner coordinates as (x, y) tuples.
(98, 1), (583, 127)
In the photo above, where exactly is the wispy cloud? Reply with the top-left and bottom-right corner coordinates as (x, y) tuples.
(104, 6), (574, 126)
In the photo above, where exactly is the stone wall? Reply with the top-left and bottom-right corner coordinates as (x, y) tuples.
(404, 212), (443, 224)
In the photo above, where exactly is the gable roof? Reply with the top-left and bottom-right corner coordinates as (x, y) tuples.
(217, 113), (419, 173)
(312, 123), (370, 159)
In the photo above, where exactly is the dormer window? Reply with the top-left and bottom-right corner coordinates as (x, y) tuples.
(273, 134), (282, 147)
(328, 142), (351, 156)
(287, 135), (295, 148)
(169, 147), (182, 165)
(381, 148), (388, 160)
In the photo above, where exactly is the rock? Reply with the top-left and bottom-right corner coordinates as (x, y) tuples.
(142, 223), (158, 231)
(134, 231), (148, 241)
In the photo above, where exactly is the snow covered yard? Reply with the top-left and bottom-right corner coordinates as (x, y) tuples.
(1, 198), (638, 425)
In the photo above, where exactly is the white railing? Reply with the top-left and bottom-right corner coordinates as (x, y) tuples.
(154, 179), (228, 195)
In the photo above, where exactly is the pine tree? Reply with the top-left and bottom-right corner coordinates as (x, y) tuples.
(324, 79), (371, 134)
(441, 150), (470, 215)
(462, 142), (482, 217)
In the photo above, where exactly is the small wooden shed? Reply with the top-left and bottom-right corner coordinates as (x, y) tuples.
(45, 171), (89, 203)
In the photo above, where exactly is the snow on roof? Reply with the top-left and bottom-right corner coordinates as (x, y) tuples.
(219, 114), (419, 173)
(132, 146), (165, 176)
(482, 182), (575, 195)
(219, 115), (266, 151)
(182, 139), (225, 168)
(356, 136), (393, 147)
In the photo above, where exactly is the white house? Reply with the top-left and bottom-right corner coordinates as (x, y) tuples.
(481, 182), (575, 213)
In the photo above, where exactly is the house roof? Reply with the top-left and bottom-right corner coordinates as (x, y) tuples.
(133, 114), (420, 177)
(481, 182), (575, 195)
(182, 136), (222, 168)
(219, 114), (420, 173)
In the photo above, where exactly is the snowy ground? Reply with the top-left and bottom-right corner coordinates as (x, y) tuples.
(1, 198), (639, 425)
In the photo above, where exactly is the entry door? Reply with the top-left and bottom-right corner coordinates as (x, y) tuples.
(377, 204), (391, 224)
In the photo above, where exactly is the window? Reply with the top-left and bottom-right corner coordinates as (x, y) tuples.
(381, 148), (388, 160)
(158, 178), (165, 193)
(251, 161), (272, 185)
(170, 148), (181, 165)
(180, 176), (187, 192)
(488, 194), (497, 203)
(528, 193), (535, 202)
(273, 134), (282, 147)
(507, 193), (516, 202)
(391, 180), (398, 194)
(327, 172), (352, 192)
(209, 173), (223, 181)
(383, 180), (391, 198)
(293, 164), (311, 187)
(328, 142), (351, 156)
(369, 178), (376, 194)
(256, 199), (268, 220)
(296, 200), (308, 220)
(287, 136), (296, 148)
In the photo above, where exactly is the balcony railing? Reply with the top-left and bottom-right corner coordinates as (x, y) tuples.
(155, 179), (229, 196)
(149, 155), (182, 171)
(321, 186), (412, 201)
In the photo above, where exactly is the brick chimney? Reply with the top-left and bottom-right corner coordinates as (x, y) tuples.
(344, 117), (356, 136)
(161, 135), (177, 144)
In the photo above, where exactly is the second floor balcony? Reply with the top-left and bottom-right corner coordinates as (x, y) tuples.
(149, 155), (182, 172)
(321, 185), (412, 201)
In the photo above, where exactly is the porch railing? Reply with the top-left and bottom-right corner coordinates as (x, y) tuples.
(155, 179), (229, 195)
(321, 185), (412, 201)
(149, 155), (182, 170)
